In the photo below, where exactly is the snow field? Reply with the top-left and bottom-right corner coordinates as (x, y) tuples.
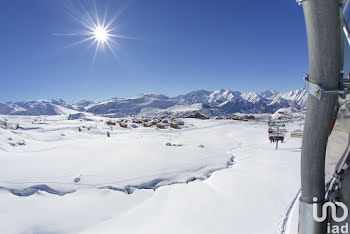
(0, 115), (302, 233)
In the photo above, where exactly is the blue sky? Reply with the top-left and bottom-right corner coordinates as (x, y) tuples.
(0, 0), (310, 102)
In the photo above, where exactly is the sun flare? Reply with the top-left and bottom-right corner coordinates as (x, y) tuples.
(93, 26), (109, 43)
(54, 2), (130, 62)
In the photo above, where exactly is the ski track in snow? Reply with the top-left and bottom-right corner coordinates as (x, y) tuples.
(279, 189), (301, 234)
(0, 155), (236, 196)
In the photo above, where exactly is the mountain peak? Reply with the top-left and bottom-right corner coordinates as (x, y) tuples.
(259, 90), (279, 99)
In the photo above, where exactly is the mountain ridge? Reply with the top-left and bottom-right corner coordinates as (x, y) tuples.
(0, 88), (307, 116)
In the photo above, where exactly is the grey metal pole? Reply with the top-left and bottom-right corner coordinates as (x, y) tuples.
(298, 0), (342, 233)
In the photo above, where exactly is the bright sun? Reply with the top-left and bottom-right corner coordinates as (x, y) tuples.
(55, 2), (131, 62)
(93, 26), (108, 43)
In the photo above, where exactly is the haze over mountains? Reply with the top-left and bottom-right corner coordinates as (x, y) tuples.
(0, 88), (307, 117)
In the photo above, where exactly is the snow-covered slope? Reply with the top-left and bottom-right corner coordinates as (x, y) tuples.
(176, 90), (211, 105)
(2, 100), (76, 115)
(50, 99), (93, 111)
(139, 103), (204, 116)
(0, 103), (26, 115)
(86, 94), (177, 117)
(0, 99), (91, 116)
(0, 116), (302, 234)
(72, 100), (94, 111)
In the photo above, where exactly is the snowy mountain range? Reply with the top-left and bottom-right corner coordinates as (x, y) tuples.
(0, 89), (308, 117)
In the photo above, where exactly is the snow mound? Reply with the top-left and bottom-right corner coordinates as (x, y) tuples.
(271, 107), (301, 120)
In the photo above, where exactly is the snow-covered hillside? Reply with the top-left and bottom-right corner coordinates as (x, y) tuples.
(0, 99), (92, 115)
(0, 103), (26, 114)
(176, 90), (212, 105)
(11, 100), (77, 115)
(0, 88), (308, 116)
(0, 115), (302, 233)
(86, 94), (178, 117)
